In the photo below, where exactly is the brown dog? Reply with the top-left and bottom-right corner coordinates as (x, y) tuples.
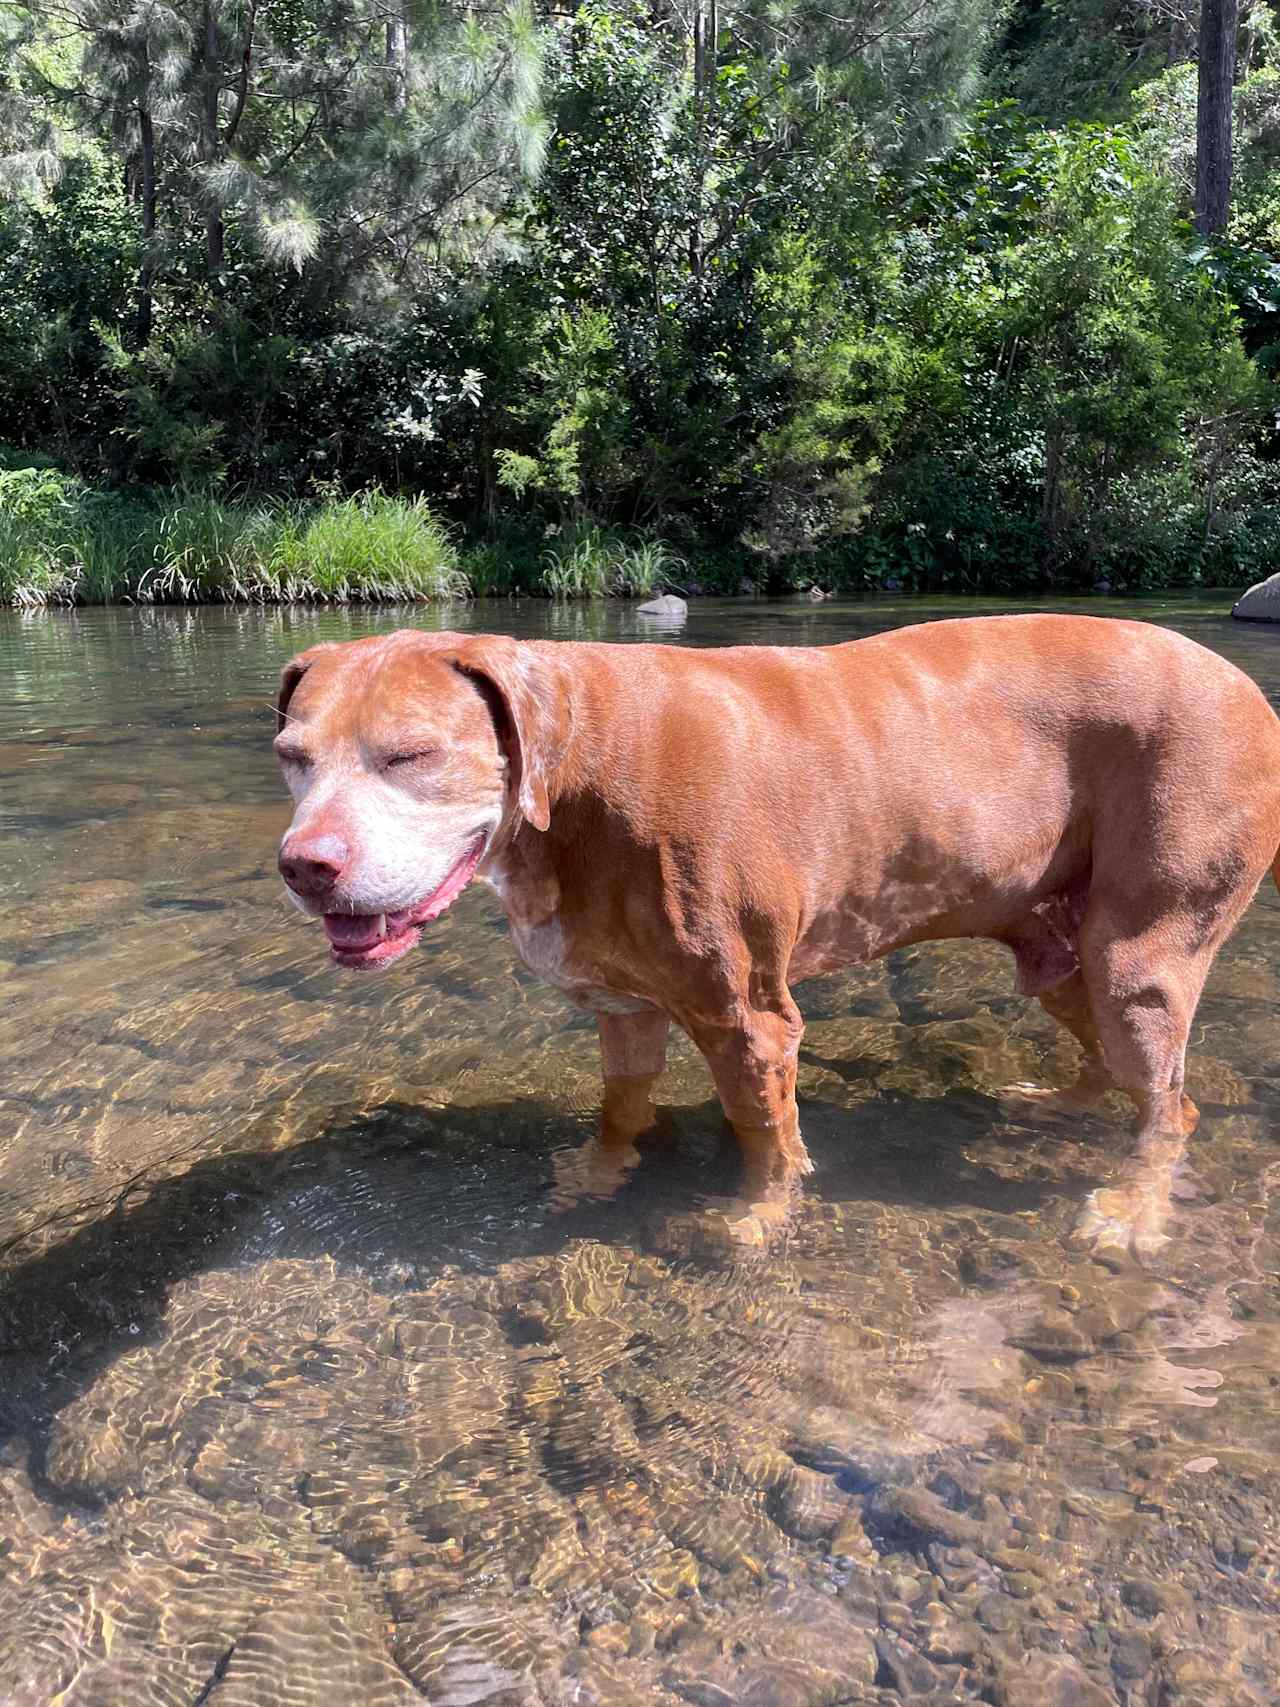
(274, 615), (1280, 1254)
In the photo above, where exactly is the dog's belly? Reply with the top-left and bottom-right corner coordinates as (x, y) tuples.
(788, 884), (947, 981)
(787, 862), (1059, 983)
(788, 918), (876, 981)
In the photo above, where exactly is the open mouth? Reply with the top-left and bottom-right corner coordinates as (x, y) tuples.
(321, 834), (487, 969)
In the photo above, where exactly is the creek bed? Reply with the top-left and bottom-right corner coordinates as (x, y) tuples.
(1, 596), (1278, 1706)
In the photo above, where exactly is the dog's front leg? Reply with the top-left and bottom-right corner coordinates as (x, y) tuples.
(548, 1009), (670, 1212)
(598, 1009), (671, 1142)
(687, 996), (812, 1204)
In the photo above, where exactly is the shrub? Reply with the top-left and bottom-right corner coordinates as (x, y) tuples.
(0, 467), (85, 605)
(0, 513), (78, 606)
(266, 492), (467, 603)
(540, 525), (685, 598)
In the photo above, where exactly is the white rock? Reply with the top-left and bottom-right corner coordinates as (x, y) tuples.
(636, 593), (688, 618)
(1232, 572), (1280, 621)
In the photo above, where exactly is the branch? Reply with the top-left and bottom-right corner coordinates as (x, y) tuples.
(223, 0), (259, 148)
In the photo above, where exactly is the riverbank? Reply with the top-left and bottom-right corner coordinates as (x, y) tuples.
(1, 468), (1260, 610)
(0, 472), (720, 608)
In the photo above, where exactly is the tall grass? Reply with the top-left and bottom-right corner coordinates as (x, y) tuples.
(616, 538), (686, 599)
(0, 474), (468, 607)
(267, 492), (467, 603)
(136, 494), (282, 602)
(0, 465), (695, 606)
(540, 525), (686, 599)
(72, 498), (155, 604)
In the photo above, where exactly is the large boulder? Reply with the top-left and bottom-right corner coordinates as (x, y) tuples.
(1232, 573), (1280, 621)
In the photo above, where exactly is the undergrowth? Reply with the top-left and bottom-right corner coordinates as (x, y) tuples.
(0, 473), (469, 607)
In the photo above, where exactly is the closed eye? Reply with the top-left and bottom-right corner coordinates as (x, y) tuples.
(275, 746), (311, 769)
(385, 747), (441, 770)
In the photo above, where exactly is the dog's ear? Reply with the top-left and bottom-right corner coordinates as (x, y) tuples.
(446, 636), (572, 832)
(276, 644), (337, 733)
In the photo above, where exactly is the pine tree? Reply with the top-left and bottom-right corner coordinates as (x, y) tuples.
(1, 0), (548, 334)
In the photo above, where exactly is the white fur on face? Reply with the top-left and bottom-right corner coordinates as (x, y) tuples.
(279, 742), (505, 915)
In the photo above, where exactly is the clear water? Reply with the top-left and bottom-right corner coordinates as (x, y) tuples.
(2, 596), (1279, 1706)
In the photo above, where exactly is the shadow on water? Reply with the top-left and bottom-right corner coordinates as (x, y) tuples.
(0, 1096), (557, 1477)
(0, 1070), (1087, 1477)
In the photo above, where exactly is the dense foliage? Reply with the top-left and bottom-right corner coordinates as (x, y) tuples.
(2, 0), (1280, 600)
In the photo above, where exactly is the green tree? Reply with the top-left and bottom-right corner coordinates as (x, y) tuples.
(491, 0), (1009, 538)
(2, 0), (547, 313)
(880, 108), (1264, 583)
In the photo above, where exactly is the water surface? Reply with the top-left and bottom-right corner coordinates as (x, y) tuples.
(2, 596), (1280, 1705)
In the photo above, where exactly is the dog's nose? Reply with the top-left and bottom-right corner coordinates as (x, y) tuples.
(279, 839), (347, 898)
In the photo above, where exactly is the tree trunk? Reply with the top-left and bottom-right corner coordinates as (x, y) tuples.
(1040, 430), (1065, 563)
(1168, 14), (1191, 67)
(137, 103), (156, 346)
(202, 0), (225, 276)
(687, 0), (716, 279)
(386, 7), (408, 113)
(1195, 0), (1238, 236)
(1238, 0), (1259, 79)
(205, 206), (225, 277)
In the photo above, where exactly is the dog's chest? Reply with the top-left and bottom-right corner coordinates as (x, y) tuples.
(510, 914), (648, 1014)
(481, 862), (646, 1015)
(510, 911), (574, 986)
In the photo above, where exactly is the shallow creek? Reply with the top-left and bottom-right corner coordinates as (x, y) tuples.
(1, 596), (1279, 1706)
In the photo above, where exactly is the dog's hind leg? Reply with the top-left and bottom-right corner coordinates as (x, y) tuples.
(997, 894), (1116, 1118)
(1067, 727), (1280, 1257)
(999, 968), (1116, 1119)
(1070, 891), (1247, 1258)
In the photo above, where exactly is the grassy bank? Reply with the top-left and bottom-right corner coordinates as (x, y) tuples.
(1, 464), (1265, 609)
(0, 467), (697, 608)
(0, 468), (468, 607)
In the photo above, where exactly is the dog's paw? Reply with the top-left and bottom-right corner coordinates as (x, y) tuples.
(995, 1082), (1109, 1124)
(549, 1136), (641, 1213)
(1071, 1184), (1170, 1261)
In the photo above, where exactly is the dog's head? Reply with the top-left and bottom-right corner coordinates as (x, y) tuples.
(274, 630), (569, 968)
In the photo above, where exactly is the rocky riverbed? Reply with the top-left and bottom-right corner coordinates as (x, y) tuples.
(3, 938), (1279, 1705)
(4, 602), (1280, 1706)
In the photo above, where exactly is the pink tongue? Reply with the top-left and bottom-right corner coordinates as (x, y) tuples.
(323, 913), (385, 950)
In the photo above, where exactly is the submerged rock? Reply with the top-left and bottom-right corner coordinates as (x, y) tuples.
(993, 1652), (1114, 1706)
